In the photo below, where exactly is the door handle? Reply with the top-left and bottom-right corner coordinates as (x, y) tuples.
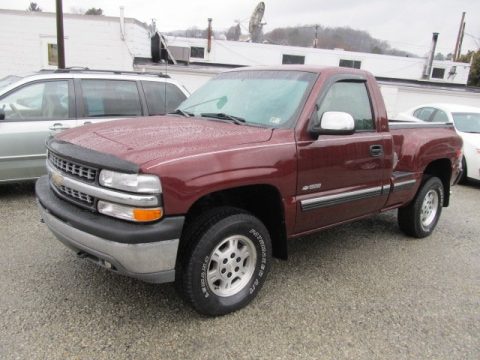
(48, 123), (70, 131)
(369, 144), (383, 157)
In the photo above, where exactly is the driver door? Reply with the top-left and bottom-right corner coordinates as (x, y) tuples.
(295, 79), (388, 233)
(0, 79), (75, 182)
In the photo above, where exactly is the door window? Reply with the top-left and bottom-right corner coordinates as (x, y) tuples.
(81, 80), (142, 118)
(0, 81), (69, 121)
(317, 81), (374, 131)
(413, 107), (435, 121)
(142, 81), (187, 115)
(431, 109), (449, 122)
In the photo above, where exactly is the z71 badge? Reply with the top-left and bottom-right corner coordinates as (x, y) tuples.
(302, 183), (322, 191)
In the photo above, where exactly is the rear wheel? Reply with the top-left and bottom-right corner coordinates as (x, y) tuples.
(398, 177), (444, 238)
(176, 207), (272, 316)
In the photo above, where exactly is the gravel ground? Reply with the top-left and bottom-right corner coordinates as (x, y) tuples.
(0, 182), (479, 360)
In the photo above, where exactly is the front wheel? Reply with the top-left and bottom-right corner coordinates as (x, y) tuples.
(176, 207), (272, 316)
(398, 177), (444, 238)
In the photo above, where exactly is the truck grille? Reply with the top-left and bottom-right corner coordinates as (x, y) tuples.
(48, 152), (97, 182)
(57, 185), (95, 206)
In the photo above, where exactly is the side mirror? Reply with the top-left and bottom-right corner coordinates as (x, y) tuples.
(0, 105), (5, 120)
(309, 111), (355, 138)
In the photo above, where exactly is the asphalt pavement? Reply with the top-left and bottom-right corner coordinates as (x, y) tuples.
(0, 181), (479, 359)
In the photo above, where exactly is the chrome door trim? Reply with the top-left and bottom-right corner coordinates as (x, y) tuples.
(300, 186), (384, 211)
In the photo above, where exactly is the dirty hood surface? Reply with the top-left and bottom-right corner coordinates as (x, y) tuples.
(57, 116), (273, 167)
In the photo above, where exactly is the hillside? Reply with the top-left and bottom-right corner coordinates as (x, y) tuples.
(263, 25), (414, 57)
(167, 24), (415, 57)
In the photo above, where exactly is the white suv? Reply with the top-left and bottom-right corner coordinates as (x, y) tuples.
(0, 69), (189, 183)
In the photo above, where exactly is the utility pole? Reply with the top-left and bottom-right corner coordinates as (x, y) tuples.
(56, 0), (65, 69)
(453, 12), (466, 61)
(423, 32), (439, 79)
(207, 18), (212, 53)
(314, 25), (319, 48)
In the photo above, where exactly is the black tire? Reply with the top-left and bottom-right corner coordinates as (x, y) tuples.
(398, 176), (444, 238)
(176, 207), (272, 316)
(459, 156), (468, 184)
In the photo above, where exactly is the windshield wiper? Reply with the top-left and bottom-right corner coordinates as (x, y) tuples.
(200, 112), (246, 125)
(168, 109), (193, 117)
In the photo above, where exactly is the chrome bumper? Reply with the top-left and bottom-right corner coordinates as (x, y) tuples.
(38, 202), (179, 284)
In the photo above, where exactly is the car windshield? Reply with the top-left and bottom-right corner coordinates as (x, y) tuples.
(0, 75), (22, 91)
(452, 112), (480, 133)
(176, 70), (317, 128)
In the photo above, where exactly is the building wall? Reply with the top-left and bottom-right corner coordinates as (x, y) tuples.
(0, 9), (150, 77)
(165, 36), (471, 85)
(379, 83), (480, 116)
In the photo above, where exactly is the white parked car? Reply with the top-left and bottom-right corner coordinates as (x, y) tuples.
(402, 103), (480, 182)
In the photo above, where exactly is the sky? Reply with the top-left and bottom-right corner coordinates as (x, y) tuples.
(2, 0), (479, 57)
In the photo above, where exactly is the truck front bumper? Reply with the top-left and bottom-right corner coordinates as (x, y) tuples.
(36, 176), (184, 284)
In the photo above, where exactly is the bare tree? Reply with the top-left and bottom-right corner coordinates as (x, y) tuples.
(85, 8), (103, 16)
(226, 24), (241, 41)
(264, 25), (413, 57)
(69, 7), (85, 15)
(27, 2), (42, 12)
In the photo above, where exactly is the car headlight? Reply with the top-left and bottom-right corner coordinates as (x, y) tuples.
(99, 170), (161, 193)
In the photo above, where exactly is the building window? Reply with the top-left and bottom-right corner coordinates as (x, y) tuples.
(282, 55), (305, 64)
(191, 47), (205, 58)
(431, 68), (445, 79)
(339, 59), (361, 69)
(48, 43), (58, 66)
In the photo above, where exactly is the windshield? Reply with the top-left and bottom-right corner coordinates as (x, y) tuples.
(176, 70), (317, 128)
(452, 112), (480, 133)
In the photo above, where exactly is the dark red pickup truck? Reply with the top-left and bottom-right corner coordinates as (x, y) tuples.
(36, 66), (463, 316)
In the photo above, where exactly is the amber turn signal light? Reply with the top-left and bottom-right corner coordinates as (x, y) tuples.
(133, 207), (163, 222)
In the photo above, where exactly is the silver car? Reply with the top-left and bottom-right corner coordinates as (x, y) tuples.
(0, 69), (189, 183)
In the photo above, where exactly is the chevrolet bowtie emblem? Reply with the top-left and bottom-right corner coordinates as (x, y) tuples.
(51, 172), (64, 187)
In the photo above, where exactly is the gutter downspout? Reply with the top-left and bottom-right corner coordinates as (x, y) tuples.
(120, 6), (126, 41)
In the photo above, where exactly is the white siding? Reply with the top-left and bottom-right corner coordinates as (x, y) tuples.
(0, 10), (150, 77)
(164, 36), (471, 85)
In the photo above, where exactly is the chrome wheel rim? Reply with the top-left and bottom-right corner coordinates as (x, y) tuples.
(420, 189), (439, 228)
(206, 235), (257, 297)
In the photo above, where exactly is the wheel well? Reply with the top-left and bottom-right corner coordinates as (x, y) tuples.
(423, 159), (451, 206)
(183, 185), (288, 259)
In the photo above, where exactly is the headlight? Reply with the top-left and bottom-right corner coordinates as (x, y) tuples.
(98, 200), (163, 222)
(99, 170), (161, 193)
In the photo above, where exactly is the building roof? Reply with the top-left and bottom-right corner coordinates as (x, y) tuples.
(0, 8), (149, 29)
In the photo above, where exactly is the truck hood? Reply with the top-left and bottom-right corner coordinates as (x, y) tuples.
(57, 116), (273, 167)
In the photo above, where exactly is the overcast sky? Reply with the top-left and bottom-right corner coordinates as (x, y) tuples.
(2, 0), (479, 56)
